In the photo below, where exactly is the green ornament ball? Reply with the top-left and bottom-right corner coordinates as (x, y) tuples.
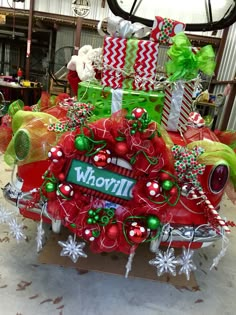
(94, 214), (100, 221)
(88, 209), (94, 216)
(146, 215), (160, 230)
(87, 218), (93, 224)
(45, 182), (56, 192)
(74, 135), (91, 151)
(162, 179), (174, 191)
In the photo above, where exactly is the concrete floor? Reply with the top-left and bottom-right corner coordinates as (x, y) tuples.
(0, 157), (236, 315)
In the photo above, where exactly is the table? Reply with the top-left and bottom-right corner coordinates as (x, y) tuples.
(0, 80), (42, 106)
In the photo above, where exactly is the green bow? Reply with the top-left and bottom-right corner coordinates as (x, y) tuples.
(165, 32), (216, 81)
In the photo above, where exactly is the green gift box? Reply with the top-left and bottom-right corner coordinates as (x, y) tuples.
(77, 82), (165, 124)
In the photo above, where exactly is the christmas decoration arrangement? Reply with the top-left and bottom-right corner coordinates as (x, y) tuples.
(1, 15), (236, 282)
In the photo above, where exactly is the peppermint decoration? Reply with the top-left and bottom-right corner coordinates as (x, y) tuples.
(149, 248), (179, 277)
(178, 247), (197, 280)
(58, 235), (87, 263)
(172, 145), (205, 189)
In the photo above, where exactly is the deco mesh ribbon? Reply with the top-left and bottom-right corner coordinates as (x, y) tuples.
(172, 144), (205, 188)
(166, 32), (216, 81)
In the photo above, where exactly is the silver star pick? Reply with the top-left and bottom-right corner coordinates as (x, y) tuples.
(58, 235), (87, 263)
(178, 247), (197, 280)
(149, 248), (179, 277)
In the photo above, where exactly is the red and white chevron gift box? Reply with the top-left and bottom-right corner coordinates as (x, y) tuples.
(161, 81), (195, 131)
(102, 36), (159, 91)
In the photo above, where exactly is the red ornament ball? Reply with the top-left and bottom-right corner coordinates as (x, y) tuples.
(146, 180), (161, 197)
(58, 173), (66, 182)
(92, 149), (111, 168)
(131, 107), (147, 119)
(169, 186), (178, 196)
(106, 224), (119, 239)
(56, 183), (74, 199)
(114, 142), (128, 155)
(126, 221), (149, 244)
(159, 172), (172, 182)
(48, 146), (64, 163)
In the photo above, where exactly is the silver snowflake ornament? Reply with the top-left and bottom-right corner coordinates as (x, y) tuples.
(0, 205), (13, 224)
(178, 247), (197, 280)
(36, 221), (45, 252)
(8, 218), (26, 243)
(58, 235), (87, 263)
(149, 248), (178, 277)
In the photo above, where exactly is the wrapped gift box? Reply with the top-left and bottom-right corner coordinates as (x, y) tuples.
(77, 81), (165, 124)
(102, 36), (159, 91)
(150, 16), (186, 44)
(161, 81), (195, 132)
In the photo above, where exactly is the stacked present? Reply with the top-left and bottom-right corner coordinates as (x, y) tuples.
(76, 15), (215, 132)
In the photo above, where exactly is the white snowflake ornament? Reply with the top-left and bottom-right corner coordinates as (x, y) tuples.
(149, 248), (178, 277)
(178, 247), (197, 280)
(8, 218), (26, 243)
(0, 205), (13, 224)
(58, 235), (87, 263)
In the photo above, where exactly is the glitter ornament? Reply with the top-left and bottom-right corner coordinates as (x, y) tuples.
(56, 183), (74, 199)
(48, 146), (64, 163)
(92, 149), (111, 168)
(146, 180), (161, 197)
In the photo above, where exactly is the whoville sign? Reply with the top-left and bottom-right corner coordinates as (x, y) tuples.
(66, 159), (136, 201)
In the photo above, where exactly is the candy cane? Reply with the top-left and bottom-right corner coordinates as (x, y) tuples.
(190, 189), (230, 234)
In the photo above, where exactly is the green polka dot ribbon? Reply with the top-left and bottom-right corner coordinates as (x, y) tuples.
(160, 18), (174, 45)
(172, 145), (205, 188)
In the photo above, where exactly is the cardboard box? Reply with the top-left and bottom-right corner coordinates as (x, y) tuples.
(38, 228), (198, 290)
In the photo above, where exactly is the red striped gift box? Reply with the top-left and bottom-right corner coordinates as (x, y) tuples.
(161, 81), (195, 132)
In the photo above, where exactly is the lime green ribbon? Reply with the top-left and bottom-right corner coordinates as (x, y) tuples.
(165, 32), (216, 81)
